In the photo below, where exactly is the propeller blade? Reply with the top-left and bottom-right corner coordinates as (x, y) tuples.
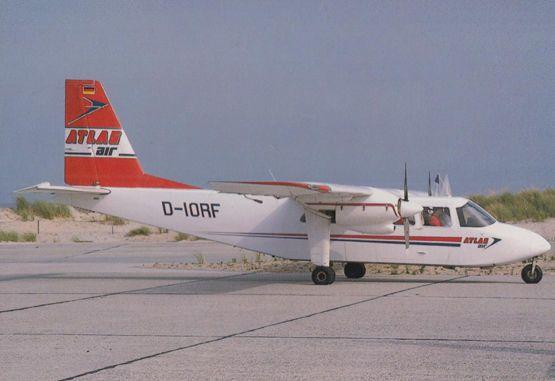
(403, 163), (408, 201)
(428, 171), (432, 196)
(404, 218), (410, 249)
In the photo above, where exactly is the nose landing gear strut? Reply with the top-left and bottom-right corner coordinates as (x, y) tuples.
(521, 260), (543, 284)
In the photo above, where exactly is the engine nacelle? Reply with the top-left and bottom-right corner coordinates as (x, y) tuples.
(335, 204), (398, 226)
(343, 224), (395, 234)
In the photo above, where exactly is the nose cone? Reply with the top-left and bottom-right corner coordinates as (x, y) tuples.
(529, 233), (551, 256)
(489, 223), (552, 262)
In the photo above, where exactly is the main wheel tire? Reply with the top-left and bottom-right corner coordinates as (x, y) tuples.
(521, 264), (543, 284)
(344, 262), (366, 279)
(312, 266), (336, 285)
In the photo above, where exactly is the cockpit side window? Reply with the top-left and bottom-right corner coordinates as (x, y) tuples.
(422, 207), (452, 227)
(456, 201), (496, 227)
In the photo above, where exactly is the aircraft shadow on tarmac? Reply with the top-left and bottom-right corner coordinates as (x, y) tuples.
(338, 277), (522, 285)
(120, 272), (525, 295)
(9, 272), (523, 297)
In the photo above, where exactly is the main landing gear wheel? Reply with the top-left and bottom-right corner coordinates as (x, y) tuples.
(312, 266), (336, 285)
(521, 264), (543, 284)
(344, 262), (366, 279)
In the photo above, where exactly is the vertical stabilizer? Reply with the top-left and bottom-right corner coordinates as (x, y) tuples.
(64, 79), (197, 189)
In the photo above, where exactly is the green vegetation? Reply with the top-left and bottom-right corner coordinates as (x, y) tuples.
(126, 227), (151, 237)
(103, 215), (126, 225)
(194, 253), (205, 265)
(469, 188), (555, 222)
(0, 231), (36, 242)
(71, 236), (92, 243)
(390, 264), (399, 275)
(175, 232), (198, 241)
(0, 231), (19, 242)
(15, 196), (71, 221)
(21, 232), (37, 242)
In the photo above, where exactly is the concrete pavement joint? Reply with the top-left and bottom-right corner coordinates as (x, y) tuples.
(237, 334), (555, 345)
(3, 331), (554, 344)
(0, 271), (256, 314)
(53, 244), (128, 261)
(58, 275), (468, 380)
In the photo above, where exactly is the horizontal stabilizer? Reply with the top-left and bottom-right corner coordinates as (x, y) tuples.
(15, 182), (111, 195)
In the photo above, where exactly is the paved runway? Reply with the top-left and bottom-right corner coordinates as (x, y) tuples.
(0, 242), (553, 380)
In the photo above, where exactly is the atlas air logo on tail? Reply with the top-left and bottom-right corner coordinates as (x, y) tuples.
(67, 97), (108, 126)
(64, 128), (135, 158)
(65, 129), (122, 156)
(66, 129), (122, 145)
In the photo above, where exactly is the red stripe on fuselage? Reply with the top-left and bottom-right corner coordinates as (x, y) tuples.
(221, 232), (461, 243)
(332, 234), (462, 243)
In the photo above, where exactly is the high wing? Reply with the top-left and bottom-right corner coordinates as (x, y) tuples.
(209, 181), (372, 203)
(15, 182), (111, 196)
(210, 180), (374, 275)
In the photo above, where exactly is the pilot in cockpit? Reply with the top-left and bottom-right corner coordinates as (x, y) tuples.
(424, 207), (451, 227)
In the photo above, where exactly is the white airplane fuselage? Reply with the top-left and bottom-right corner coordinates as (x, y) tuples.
(20, 79), (550, 285)
(59, 187), (550, 268)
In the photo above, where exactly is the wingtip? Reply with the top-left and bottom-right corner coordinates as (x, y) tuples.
(14, 182), (51, 194)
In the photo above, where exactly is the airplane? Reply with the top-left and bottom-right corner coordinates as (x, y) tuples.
(17, 79), (551, 285)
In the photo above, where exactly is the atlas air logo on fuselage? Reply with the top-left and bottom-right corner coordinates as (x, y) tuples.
(464, 237), (501, 249)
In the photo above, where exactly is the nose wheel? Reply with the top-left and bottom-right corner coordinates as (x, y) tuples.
(312, 266), (336, 285)
(521, 263), (543, 284)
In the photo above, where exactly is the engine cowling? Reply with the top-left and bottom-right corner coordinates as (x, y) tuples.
(335, 204), (398, 226)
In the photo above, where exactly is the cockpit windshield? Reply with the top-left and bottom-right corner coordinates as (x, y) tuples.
(456, 201), (496, 227)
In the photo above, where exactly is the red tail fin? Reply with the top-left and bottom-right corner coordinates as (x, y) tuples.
(64, 79), (198, 189)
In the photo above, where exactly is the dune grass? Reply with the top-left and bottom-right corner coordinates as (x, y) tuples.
(103, 215), (127, 225)
(14, 196), (71, 221)
(469, 188), (555, 222)
(174, 232), (198, 241)
(126, 227), (151, 237)
(0, 231), (36, 242)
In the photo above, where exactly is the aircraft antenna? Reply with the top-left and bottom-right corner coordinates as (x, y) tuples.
(268, 169), (277, 181)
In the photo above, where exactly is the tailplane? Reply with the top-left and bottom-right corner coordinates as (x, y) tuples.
(64, 79), (197, 189)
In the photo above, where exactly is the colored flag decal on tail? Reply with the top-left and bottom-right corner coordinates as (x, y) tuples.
(82, 85), (95, 95)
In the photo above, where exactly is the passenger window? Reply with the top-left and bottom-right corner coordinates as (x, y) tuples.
(422, 207), (451, 227)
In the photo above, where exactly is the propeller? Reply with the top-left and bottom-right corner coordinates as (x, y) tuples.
(396, 163), (423, 249)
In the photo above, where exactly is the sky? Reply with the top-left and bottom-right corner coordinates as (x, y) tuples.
(1, 1), (554, 205)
